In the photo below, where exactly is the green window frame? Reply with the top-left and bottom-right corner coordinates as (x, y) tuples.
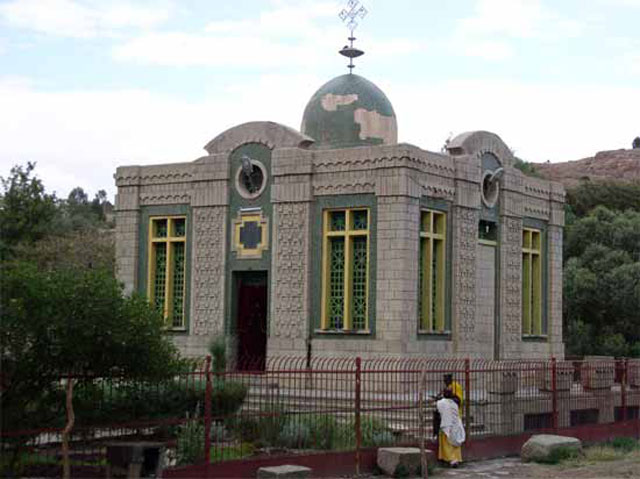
(148, 216), (187, 330)
(321, 208), (370, 331)
(419, 209), (447, 332)
(522, 228), (543, 336)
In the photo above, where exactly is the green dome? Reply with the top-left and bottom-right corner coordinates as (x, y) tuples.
(301, 74), (397, 149)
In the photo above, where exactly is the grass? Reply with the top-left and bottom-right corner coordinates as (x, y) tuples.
(535, 446), (581, 464)
(544, 438), (640, 467)
(210, 442), (255, 462)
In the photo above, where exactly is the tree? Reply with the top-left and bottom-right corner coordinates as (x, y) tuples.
(566, 181), (640, 217)
(0, 162), (58, 259)
(513, 156), (542, 177)
(563, 206), (640, 357)
(0, 262), (183, 467)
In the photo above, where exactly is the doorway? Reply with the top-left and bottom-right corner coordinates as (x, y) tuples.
(234, 271), (268, 371)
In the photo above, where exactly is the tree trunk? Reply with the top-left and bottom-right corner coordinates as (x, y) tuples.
(62, 377), (75, 479)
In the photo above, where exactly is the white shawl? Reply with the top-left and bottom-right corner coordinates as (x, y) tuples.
(437, 398), (466, 447)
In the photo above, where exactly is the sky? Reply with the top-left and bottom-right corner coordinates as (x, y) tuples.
(1, 0), (639, 201)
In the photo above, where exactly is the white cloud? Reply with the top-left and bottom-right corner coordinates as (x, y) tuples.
(453, 0), (586, 60)
(112, 1), (340, 67)
(111, 1), (426, 68)
(390, 78), (640, 164)
(459, 0), (584, 40)
(2, 74), (639, 202)
(463, 40), (514, 61)
(0, 0), (171, 38)
(0, 73), (320, 199)
(112, 32), (332, 68)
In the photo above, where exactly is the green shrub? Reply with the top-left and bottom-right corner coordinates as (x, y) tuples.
(208, 336), (227, 373)
(225, 406), (287, 447)
(333, 414), (391, 450)
(225, 414), (260, 443)
(256, 408), (288, 447)
(176, 419), (205, 465)
(211, 380), (247, 417)
(57, 377), (246, 428)
(393, 463), (410, 478)
(275, 414), (338, 450)
(277, 420), (311, 449)
(611, 437), (638, 452)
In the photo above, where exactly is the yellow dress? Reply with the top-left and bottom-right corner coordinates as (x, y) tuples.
(438, 381), (464, 464)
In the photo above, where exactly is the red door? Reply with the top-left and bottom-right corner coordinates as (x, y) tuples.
(236, 272), (267, 371)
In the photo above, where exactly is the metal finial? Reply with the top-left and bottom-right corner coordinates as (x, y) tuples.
(338, 0), (367, 73)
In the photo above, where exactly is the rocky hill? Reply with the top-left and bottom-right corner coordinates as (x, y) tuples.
(533, 148), (640, 188)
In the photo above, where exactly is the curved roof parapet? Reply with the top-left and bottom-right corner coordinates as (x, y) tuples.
(446, 130), (514, 167)
(203, 121), (315, 155)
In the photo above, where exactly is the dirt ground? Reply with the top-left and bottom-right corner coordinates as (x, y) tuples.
(331, 454), (640, 479)
(434, 456), (640, 479)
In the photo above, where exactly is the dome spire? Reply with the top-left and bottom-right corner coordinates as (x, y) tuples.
(338, 0), (368, 73)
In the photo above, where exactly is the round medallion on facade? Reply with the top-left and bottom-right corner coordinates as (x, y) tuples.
(235, 156), (267, 199)
(480, 152), (504, 209)
(301, 73), (397, 149)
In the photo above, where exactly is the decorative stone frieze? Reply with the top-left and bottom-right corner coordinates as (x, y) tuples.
(271, 202), (309, 340)
(501, 216), (523, 349)
(453, 207), (479, 345)
(191, 207), (226, 336)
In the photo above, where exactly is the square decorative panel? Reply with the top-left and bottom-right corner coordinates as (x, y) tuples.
(232, 209), (269, 259)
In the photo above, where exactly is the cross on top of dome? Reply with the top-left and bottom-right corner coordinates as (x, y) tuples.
(338, 0), (368, 73)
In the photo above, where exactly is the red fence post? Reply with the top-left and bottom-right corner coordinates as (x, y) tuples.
(464, 358), (471, 445)
(551, 357), (558, 431)
(204, 355), (212, 465)
(355, 357), (362, 477)
(621, 359), (627, 422)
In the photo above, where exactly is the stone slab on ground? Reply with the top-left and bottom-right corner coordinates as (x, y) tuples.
(377, 447), (434, 477)
(256, 464), (312, 478)
(521, 434), (582, 462)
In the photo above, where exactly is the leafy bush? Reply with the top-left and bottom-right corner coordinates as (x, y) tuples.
(211, 380), (248, 417)
(334, 415), (392, 450)
(225, 406), (286, 447)
(51, 376), (247, 428)
(276, 414), (338, 450)
(277, 419), (311, 449)
(176, 419), (205, 465)
(611, 437), (638, 453)
(208, 336), (227, 373)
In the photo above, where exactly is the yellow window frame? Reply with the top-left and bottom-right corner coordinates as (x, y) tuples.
(320, 208), (370, 331)
(419, 210), (447, 332)
(148, 216), (187, 329)
(522, 228), (542, 336)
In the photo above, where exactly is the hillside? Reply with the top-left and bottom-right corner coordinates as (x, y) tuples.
(533, 148), (640, 188)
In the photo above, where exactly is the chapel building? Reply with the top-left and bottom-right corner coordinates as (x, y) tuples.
(115, 71), (565, 365)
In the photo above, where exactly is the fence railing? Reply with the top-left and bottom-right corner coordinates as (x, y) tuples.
(2, 356), (640, 475)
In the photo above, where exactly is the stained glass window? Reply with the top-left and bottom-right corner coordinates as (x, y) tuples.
(522, 228), (543, 336)
(322, 208), (369, 331)
(419, 210), (447, 332)
(149, 216), (187, 329)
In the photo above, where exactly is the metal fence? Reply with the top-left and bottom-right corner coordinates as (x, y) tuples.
(2, 356), (640, 475)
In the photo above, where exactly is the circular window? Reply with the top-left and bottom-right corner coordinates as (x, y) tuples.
(235, 157), (267, 199)
(481, 170), (500, 208)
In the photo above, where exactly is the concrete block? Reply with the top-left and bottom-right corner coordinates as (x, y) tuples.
(521, 434), (581, 462)
(581, 359), (615, 390)
(256, 464), (311, 478)
(377, 447), (433, 477)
